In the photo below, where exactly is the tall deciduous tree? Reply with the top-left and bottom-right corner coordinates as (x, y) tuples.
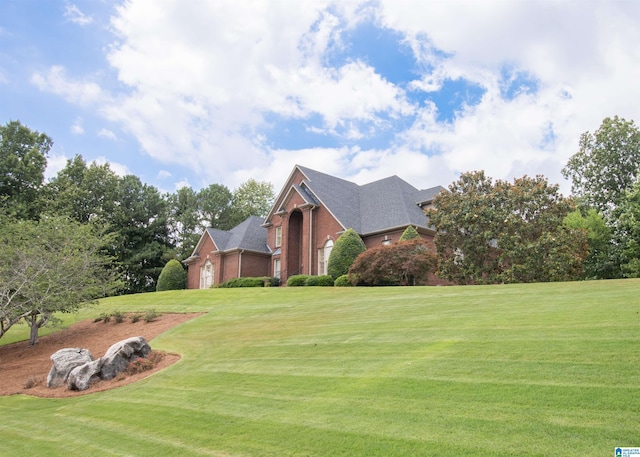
(44, 155), (119, 224)
(0, 215), (121, 345)
(198, 183), (234, 230)
(562, 116), (640, 215)
(613, 181), (640, 278)
(111, 175), (174, 294)
(168, 186), (201, 259)
(427, 171), (587, 284)
(0, 120), (52, 220)
(228, 179), (275, 228)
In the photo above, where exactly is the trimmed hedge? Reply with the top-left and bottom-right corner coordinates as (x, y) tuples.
(218, 277), (280, 288)
(305, 275), (335, 286)
(286, 275), (310, 287)
(327, 228), (367, 280)
(334, 274), (353, 287)
(156, 259), (186, 291)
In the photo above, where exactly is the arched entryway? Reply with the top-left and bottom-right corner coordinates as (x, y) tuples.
(287, 210), (303, 277)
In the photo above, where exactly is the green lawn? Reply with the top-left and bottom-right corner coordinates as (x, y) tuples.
(1, 280), (639, 456)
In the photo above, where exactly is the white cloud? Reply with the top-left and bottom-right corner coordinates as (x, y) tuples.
(31, 65), (105, 106)
(44, 154), (70, 181)
(32, 0), (640, 194)
(71, 118), (84, 135)
(64, 3), (93, 26)
(93, 156), (130, 177)
(157, 170), (172, 180)
(97, 128), (117, 141)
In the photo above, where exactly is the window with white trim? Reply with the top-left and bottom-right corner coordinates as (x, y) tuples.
(274, 258), (281, 279)
(275, 226), (282, 248)
(318, 239), (333, 276)
(200, 259), (213, 289)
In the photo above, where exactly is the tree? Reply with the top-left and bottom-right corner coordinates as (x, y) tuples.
(426, 171), (500, 284)
(562, 116), (640, 215)
(0, 215), (121, 345)
(228, 179), (275, 228)
(168, 187), (201, 259)
(43, 155), (119, 224)
(349, 239), (437, 286)
(110, 175), (174, 294)
(156, 259), (187, 291)
(612, 180), (640, 278)
(327, 228), (366, 280)
(564, 208), (619, 279)
(0, 120), (52, 220)
(427, 171), (588, 284)
(198, 183), (234, 230)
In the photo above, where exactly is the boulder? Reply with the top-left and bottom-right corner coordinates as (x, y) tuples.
(48, 337), (152, 391)
(47, 348), (94, 388)
(67, 359), (103, 391)
(99, 336), (151, 381)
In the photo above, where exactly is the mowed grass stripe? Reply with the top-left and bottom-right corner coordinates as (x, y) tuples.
(1, 279), (639, 456)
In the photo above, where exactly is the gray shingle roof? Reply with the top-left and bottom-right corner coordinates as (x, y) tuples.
(207, 215), (270, 254)
(297, 165), (442, 235)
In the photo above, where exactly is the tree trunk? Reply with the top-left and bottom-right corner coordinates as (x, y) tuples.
(28, 315), (39, 346)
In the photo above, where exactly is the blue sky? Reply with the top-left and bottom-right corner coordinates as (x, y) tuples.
(1, 0), (639, 195)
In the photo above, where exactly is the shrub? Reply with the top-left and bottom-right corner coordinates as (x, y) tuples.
(24, 375), (43, 390)
(349, 239), (437, 286)
(125, 351), (165, 375)
(334, 274), (353, 287)
(287, 274), (310, 286)
(112, 310), (125, 324)
(327, 228), (366, 280)
(399, 225), (421, 241)
(144, 309), (160, 323)
(305, 275), (335, 286)
(130, 313), (142, 323)
(156, 259), (186, 292)
(218, 277), (280, 288)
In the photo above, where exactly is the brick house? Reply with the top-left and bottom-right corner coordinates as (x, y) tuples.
(185, 165), (444, 288)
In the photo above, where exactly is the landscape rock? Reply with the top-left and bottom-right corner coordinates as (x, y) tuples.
(67, 358), (103, 391)
(47, 348), (94, 388)
(100, 336), (151, 381)
(47, 336), (152, 391)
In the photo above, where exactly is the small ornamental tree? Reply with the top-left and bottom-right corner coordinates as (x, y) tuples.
(156, 259), (187, 291)
(399, 226), (420, 241)
(349, 239), (437, 286)
(327, 228), (367, 280)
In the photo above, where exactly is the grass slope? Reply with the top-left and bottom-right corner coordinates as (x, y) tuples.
(1, 280), (639, 456)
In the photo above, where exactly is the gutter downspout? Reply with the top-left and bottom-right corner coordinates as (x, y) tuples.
(238, 250), (244, 277)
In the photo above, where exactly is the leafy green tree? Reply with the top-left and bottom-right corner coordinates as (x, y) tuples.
(198, 183), (234, 230)
(228, 179), (275, 228)
(0, 120), (52, 220)
(399, 225), (420, 241)
(327, 228), (367, 280)
(168, 187), (201, 259)
(349, 239), (437, 286)
(156, 259), (187, 291)
(612, 180), (640, 277)
(111, 175), (174, 293)
(426, 171), (500, 284)
(427, 171), (588, 284)
(44, 155), (119, 224)
(0, 215), (121, 345)
(564, 208), (619, 279)
(562, 116), (640, 215)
